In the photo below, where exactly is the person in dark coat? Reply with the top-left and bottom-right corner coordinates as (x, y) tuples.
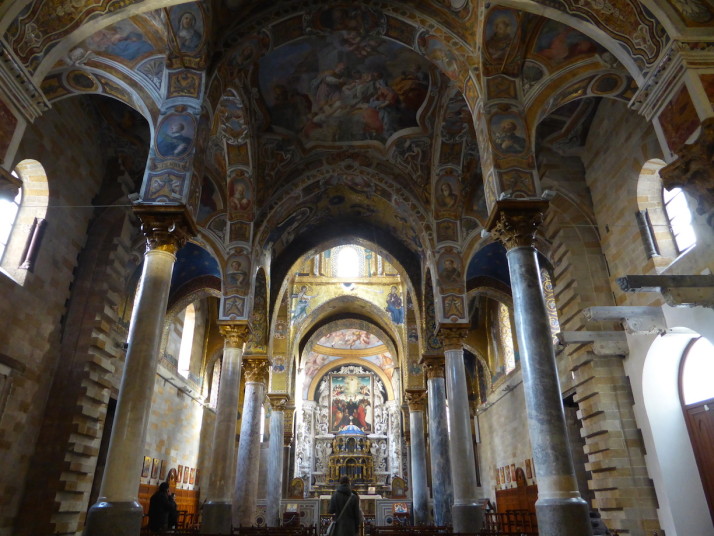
(328, 476), (361, 536)
(148, 481), (174, 532)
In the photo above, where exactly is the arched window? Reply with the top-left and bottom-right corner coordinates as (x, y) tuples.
(498, 302), (516, 374)
(336, 246), (360, 278)
(663, 187), (696, 253)
(0, 174), (21, 261)
(177, 303), (196, 378)
(1, 160), (49, 283)
(681, 337), (714, 406)
(208, 357), (221, 408)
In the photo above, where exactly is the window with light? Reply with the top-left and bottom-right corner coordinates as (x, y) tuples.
(663, 187), (696, 253)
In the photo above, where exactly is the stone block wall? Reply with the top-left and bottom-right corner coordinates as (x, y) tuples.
(0, 98), (108, 536)
(476, 372), (533, 503)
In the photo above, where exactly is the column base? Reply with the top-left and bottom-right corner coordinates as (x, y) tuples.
(83, 500), (143, 536)
(202, 501), (233, 534)
(535, 497), (593, 536)
(452, 504), (483, 533)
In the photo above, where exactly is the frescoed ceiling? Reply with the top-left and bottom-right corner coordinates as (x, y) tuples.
(2, 0), (712, 365)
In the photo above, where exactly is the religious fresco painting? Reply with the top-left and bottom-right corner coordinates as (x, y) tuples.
(79, 19), (155, 62)
(658, 85), (700, 153)
(170, 4), (204, 54)
(385, 286), (405, 325)
(435, 172), (460, 212)
(417, 33), (460, 81)
(437, 250), (463, 287)
(330, 374), (373, 433)
(484, 9), (519, 64)
(490, 113), (527, 155)
(225, 250), (250, 294)
(533, 20), (601, 66)
(227, 171), (253, 220)
(156, 114), (196, 158)
(258, 35), (431, 143)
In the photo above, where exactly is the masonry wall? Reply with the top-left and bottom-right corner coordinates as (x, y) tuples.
(476, 371), (533, 505)
(0, 98), (108, 536)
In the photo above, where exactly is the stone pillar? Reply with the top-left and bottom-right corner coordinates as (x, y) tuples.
(266, 394), (289, 527)
(439, 326), (483, 532)
(84, 207), (194, 536)
(421, 354), (453, 526)
(282, 406), (295, 497)
(202, 324), (251, 534)
(233, 357), (269, 527)
(405, 390), (429, 526)
(488, 199), (592, 536)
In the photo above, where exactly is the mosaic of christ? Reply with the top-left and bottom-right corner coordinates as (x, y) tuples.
(259, 36), (431, 143)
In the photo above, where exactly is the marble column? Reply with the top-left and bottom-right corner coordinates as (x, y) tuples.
(405, 390), (429, 526)
(202, 324), (250, 534)
(440, 327), (483, 532)
(234, 357), (269, 527)
(266, 394), (289, 527)
(282, 406), (295, 497)
(488, 199), (592, 536)
(421, 354), (453, 526)
(84, 207), (193, 536)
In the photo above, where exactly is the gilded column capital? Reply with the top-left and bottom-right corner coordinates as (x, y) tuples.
(405, 389), (427, 412)
(219, 323), (251, 348)
(242, 356), (269, 384)
(420, 354), (445, 379)
(486, 199), (549, 250)
(660, 116), (714, 217)
(267, 393), (289, 411)
(437, 325), (469, 351)
(134, 205), (198, 255)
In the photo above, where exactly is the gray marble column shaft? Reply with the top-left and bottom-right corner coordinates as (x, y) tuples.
(409, 409), (429, 525)
(266, 408), (285, 526)
(202, 338), (244, 533)
(234, 381), (266, 527)
(507, 246), (592, 536)
(427, 377), (453, 526)
(445, 348), (483, 532)
(84, 248), (176, 536)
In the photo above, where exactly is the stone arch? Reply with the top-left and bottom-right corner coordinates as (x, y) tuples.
(307, 357), (395, 402)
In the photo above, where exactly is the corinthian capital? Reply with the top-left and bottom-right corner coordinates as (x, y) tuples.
(437, 325), (469, 350)
(219, 323), (251, 348)
(242, 356), (269, 384)
(268, 393), (289, 411)
(486, 199), (549, 250)
(134, 205), (197, 254)
(405, 389), (427, 412)
(420, 354), (445, 380)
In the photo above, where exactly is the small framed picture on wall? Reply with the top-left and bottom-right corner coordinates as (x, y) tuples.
(141, 456), (152, 478)
(177, 465), (184, 483)
(183, 467), (190, 484)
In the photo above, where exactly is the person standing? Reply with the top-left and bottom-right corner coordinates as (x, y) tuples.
(328, 476), (361, 536)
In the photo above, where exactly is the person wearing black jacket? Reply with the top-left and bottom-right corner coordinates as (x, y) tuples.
(328, 476), (361, 536)
(148, 482), (176, 532)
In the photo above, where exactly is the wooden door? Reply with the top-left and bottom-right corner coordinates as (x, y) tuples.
(684, 397), (714, 524)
